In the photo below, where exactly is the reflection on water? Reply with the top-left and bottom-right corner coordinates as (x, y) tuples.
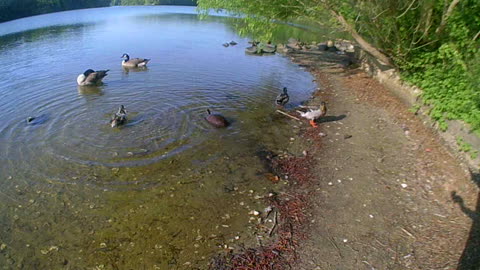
(0, 6), (318, 269)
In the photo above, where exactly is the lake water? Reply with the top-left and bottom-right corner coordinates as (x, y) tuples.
(0, 6), (317, 269)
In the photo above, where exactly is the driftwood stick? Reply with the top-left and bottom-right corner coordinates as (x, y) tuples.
(269, 210), (278, 237)
(276, 110), (301, 121)
(298, 105), (319, 108)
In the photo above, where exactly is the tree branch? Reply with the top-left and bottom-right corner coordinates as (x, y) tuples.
(396, 0), (417, 19)
(473, 30), (480, 41)
(435, 0), (461, 35)
(330, 10), (393, 66)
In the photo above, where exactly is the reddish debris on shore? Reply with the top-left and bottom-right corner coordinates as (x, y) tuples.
(273, 155), (313, 185)
(210, 194), (307, 270)
(210, 149), (314, 269)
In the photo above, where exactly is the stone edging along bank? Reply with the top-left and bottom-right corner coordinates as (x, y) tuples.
(355, 48), (480, 171)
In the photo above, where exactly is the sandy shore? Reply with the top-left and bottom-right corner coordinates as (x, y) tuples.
(281, 46), (480, 269)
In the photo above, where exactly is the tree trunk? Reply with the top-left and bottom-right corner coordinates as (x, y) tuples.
(331, 10), (393, 67)
(435, 0), (461, 34)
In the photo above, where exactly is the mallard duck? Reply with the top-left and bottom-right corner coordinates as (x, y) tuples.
(222, 43), (230, 47)
(121, 53), (150, 68)
(296, 102), (327, 128)
(205, 109), (229, 128)
(77, 69), (109, 86)
(275, 87), (289, 106)
(110, 105), (127, 128)
(229, 41), (237, 46)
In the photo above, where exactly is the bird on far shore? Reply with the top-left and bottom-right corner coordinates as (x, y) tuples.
(296, 101), (327, 128)
(121, 53), (150, 68)
(110, 105), (127, 128)
(77, 69), (109, 86)
(275, 87), (290, 106)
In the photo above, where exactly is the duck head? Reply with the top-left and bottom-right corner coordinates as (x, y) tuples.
(118, 105), (127, 115)
(121, 53), (130, 61)
(83, 69), (95, 76)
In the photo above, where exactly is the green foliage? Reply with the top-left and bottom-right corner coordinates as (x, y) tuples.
(471, 150), (479, 160)
(199, 0), (480, 133)
(456, 137), (472, 153)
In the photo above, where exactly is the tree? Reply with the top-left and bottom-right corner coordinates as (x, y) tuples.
(197, 0), (393, 65)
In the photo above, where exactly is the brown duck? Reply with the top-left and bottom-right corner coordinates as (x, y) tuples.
(205, 109), (229, 128)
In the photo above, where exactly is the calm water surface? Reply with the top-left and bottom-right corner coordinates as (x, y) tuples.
(0, 6), (317, 268)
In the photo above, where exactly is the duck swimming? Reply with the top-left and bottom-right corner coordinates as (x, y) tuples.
(296, 102), (327, 128)
(121, 53), (150, 68)
(77, 69), (109, 86)
(275, 87), (289, 106)
(110, 105), (127, 128)
(205, 109), (229, 128)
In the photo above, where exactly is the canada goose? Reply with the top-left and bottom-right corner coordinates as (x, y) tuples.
(110, 105), (127, 128)
(121, 53), (150, 68)
(275, 87), (289, 106)
(77, 69), (109, 86)
(297, 102), (327, 128)
(205, 109), (229, 128)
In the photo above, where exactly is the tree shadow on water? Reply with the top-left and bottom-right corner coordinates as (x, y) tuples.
(451, 171), (480, 270)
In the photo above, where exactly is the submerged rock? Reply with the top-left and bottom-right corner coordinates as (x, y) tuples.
(245, 42), (277, 54)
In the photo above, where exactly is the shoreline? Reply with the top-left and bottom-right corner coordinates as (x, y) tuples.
(285, 43), (479, 269)
(212, 42), (480, 269)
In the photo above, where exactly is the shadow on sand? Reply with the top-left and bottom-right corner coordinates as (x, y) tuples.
(452, 171), (480, 270)
(317, 114), (346, 124)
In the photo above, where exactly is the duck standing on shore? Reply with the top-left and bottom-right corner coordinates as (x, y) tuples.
(205, 109), (229, 128)
(121, 53), (150, 68)
(297, 102), (327, 128)
(77, 69), (109, 86)
(275, 87), (289, 106)
(110, 105), (127, 128)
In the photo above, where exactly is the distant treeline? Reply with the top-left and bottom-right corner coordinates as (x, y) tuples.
(112, 0), (196, 6)
(0, 0), (196, 23)
(0, 0), (111, 22)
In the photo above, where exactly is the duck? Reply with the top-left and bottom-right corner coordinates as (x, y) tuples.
(110, 105), (127, 128)
(275, 87), (289, 106)
(229, 41), (237, 46)
(205, 109), (229, 128)
(222, 43), (230, 47)
(77, 69), (109, 86)
(121, 53), (150, 68)
(296, 102), (327, 128)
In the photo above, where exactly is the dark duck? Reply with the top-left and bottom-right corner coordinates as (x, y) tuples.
(205, 109), (229, 128)
(110, 105), (127, 128)
(275, 87), (289, 106)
